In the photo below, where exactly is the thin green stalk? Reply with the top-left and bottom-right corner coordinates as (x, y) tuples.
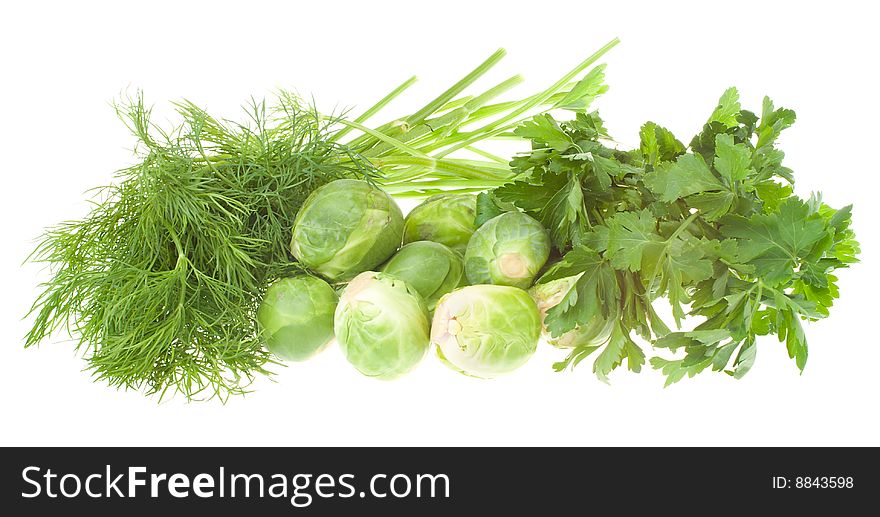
(433, 95), (475, 113)
(410, 88), (586, 155)
(384, 187), (494, 197)
(463, 146), (509, 164)
(381, 179), (508, 195)
(372, 155), (510, 181)
(330, 76), (417, 142)
(435, 38), (619, 158)
(364, 75), (524, 158)
(405, 48), (507, 126)
(347, 49), (507, 150)
(335, 119), (429, 159)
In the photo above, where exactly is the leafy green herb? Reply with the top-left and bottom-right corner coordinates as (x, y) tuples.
(490, 87), (859, 384)
(26, 96), (357, 400)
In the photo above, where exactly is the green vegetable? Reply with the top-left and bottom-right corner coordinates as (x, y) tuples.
(256, 276), (338, 361)
(464, 211), (551, 289)
(432, 285), (541, 378)
(23, 96), (358, 400)
(380, 241), (464, 312)
(402, 193), (477, 253)
(291, 179), (403, 282)
(24, 36), (857, 394)
(334, 271), (430, 379)
(24, 40), (615, 399)
(529, 275), (613, 349)
(488, 88), (859, 384)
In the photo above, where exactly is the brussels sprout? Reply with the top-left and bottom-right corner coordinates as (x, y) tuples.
(334, 271), (430, 379)
(431, 285), (541, 378)
(257, 276), (338, 361)
(291, 179), (403, 282)
(380, 241), (465, 312)
(403, 193), (477, 253)
(528, 275), (613, 348)
(464, 211), (551, 289)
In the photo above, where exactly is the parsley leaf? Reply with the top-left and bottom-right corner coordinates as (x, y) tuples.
(644, 153), (726, 202)
(601, 209), (663, 272)
(539, 246), (617, 337)
(713, 133), (751, 183)
(640, 122), (685, 166)
(513, 114), (572, 153)
(720, 197), (826, 285)
(709, 87), (742, 127)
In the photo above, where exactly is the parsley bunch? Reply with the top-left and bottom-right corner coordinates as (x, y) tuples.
(483, 88), (859, 384)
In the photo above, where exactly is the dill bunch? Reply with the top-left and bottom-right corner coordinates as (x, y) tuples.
(26, 94), (371, 400)
(25, 41), (617, 400)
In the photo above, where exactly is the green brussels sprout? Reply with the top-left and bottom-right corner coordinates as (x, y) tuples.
(529, 275), (613, 348)
(431, 285), (541, 378)
(291, 179), (403, 282)
(464, 211), (551, 289)
(256, 276), (338, 361)
(334, 271), (430, 379)
(403, 193), (477, 253)
(380, 241), (465, 312)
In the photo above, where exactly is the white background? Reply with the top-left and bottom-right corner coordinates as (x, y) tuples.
(2, 0), (877, 446)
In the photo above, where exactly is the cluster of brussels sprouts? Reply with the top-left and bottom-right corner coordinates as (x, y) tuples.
(257, 179), (594, 379)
